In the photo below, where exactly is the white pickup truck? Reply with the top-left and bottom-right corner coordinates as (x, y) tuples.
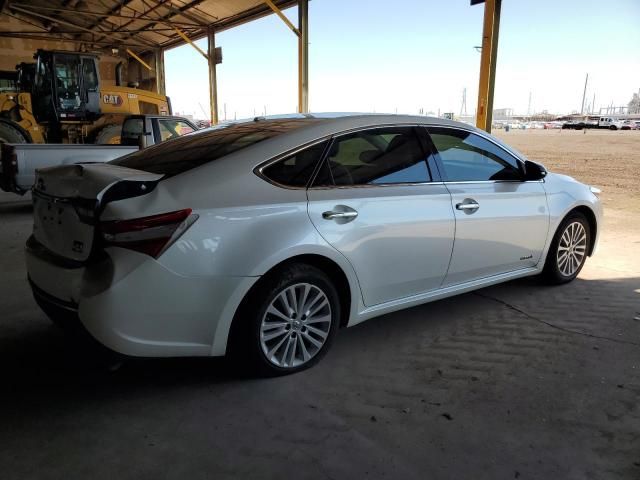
(597, 117), (626, 130)
(0, 115), (197, 195)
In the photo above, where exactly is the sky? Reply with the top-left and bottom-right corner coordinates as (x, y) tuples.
(164, 0), (640, 120)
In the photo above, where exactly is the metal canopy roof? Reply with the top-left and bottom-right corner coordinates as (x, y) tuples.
(0, 0), (298, 52)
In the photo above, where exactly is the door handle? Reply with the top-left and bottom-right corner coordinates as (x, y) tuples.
(322, 210), (358, 220)
(455, 200), (480, 212)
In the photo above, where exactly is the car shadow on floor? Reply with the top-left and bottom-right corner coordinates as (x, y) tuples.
(1, 274), (638, 406)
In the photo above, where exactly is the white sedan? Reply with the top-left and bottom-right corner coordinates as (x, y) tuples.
(26, 114), (602, 375)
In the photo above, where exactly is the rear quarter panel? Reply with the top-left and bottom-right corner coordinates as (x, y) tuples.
(100, 151), (366, 349)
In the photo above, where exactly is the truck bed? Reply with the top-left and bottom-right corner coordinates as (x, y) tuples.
(1, 144), (138, 195)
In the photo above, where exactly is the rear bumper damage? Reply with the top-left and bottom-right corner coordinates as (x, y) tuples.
(26, 236), (257, 358)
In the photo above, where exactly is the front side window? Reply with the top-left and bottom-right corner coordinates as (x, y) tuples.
(54, 55), (81, 111)
(261, 140), (329, 187)
(427, 128), (522, 182)
(313, 127), (430, 186)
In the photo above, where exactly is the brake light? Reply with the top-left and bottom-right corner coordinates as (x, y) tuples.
(100, 209), (195, 258)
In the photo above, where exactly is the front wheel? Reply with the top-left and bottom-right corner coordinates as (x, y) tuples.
(233, 263), (340, 376)
(94, 124), (121, 144)
(542, 212), (591, 284)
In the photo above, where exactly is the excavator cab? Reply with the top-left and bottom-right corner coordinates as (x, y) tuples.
(30, 50), (101, 125)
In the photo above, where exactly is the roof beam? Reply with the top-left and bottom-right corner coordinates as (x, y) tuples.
(0, 32), (146, 48)
(151, 0), (213, 27)
(8, 3), (156, 48)
(114, 0), (210, 45)
(265, 0), (299, 36)
(78, 0), (138, 33)
(7, 3), (201, 27)
(157, 0), (298, 51)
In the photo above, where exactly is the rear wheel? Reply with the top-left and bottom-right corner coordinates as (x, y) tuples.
(94, 124), (121, 144)
(232, 263), (340, 376)
(0, 122), (28, 144)
(542, 212), (590, 284)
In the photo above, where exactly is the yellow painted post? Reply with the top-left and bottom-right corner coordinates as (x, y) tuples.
(155, 48), (166, 95)
(207, 28), (219, 125)
(475, 0), (501, 133)
(298, 0), (309, 113)
(264, 0), (308, 113)
(127, 48), (153, 71)
(265, 0), (300, 35)
(173, 27), (209, 60)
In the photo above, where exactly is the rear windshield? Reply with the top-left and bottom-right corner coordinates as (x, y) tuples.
(111, 118), (323, 177)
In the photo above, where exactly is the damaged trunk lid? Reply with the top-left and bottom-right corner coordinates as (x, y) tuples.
(32, 163), (162, 262)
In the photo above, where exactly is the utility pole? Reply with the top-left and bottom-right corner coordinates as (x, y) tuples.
(580, 73), (589, 115)
(591, 93), (595, 114)
(460, 88), (467, 116)
(527, 90), (532, 117)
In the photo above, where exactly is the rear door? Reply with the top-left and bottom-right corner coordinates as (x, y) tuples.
(426, 127), (549, 286)
(306, 126), (455, 307)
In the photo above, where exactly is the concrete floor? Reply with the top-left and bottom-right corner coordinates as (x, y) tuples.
(0, 190), (638, 480)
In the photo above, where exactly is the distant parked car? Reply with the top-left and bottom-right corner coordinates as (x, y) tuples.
(26, 114), (602, 375)
(620, 120), (640, 130)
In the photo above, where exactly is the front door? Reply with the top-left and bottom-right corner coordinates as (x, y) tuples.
(307, 126), (455, 307)
(426, 127), (549, 286)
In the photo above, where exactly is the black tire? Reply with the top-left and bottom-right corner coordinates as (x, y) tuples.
(609, 125), (617, 131)
(94, 124), (121, 144)
(542, 211), (591, 285)
(230, 263), (340, 377)
(0, 122), (28, 144)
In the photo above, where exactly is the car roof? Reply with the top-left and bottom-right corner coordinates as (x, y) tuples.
(212, 112), (464, 131)
(118, 112), (528, 183)
(179, 112), (526, 164)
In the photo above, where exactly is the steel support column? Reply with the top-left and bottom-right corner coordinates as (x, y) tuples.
(207, 28), (219, 124)
(155, 48), (166, 95)
(298, 0), (309, 113)
(475, 0), (501, 133)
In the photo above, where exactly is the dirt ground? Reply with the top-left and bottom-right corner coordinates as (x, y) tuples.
(496, 129), (640, 234)
(0, 130), (638, 480)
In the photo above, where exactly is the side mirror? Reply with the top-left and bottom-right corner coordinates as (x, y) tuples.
(523, 160), (547, 181)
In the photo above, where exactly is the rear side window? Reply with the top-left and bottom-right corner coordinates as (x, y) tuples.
(261, 140), (329, 187)
(111, 119), (323, 178)
(313, 127), (430, 186)
(427, 128), (522, 182)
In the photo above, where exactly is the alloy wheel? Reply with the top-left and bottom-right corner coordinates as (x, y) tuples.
(556, 221), (587, 277)
(260, 283), (332, 368)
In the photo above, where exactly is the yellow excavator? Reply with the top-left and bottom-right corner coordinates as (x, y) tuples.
(0, 49), (170, 144)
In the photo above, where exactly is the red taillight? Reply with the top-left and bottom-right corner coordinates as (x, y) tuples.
(100, 209), (194, 258)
